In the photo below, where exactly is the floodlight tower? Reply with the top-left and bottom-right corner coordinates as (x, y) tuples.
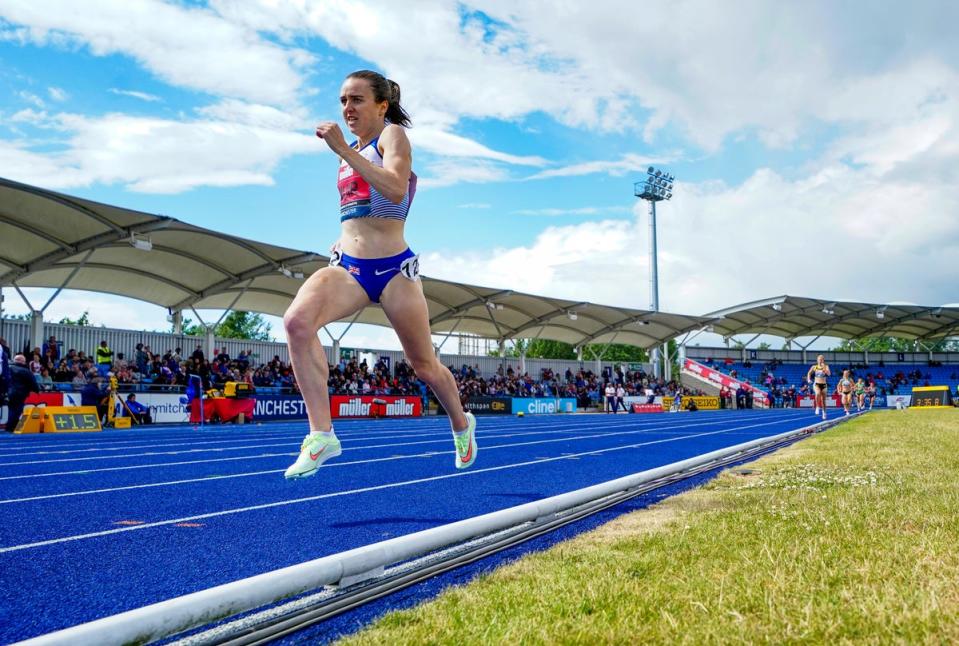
(634, 166), (674, 379)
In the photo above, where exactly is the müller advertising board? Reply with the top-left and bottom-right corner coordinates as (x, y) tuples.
(329, 395), (422, 418)
(255, 394), (423, 420)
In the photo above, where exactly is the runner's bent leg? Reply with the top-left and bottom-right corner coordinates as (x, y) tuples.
(283, 267), (369, 431)
(379, 275), (468, 432)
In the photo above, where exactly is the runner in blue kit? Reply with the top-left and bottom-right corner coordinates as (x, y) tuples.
(283, 70), (477, 479)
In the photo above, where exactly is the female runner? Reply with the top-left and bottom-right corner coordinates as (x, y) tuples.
(806, 354), (831, 420)
(855, 377), (866, 412)
(283, 70), (477, 479)
(837, 370), (855, 416)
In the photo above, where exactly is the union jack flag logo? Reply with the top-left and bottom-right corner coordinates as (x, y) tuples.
(348, 265), (360, 275)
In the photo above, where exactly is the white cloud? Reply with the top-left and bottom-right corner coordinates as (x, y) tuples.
(410, 128), (546, 166)
(9, 108), (55, 127)
(16, 90), (44, 108)
(417, 159), (510, 189)
(527, 154), (674, 180)
(109, 88), (162, 103)
(1, 110), (318, 193)
(0, 0), (312, 107)
(423, 156), (959, 316)
(47, 86), (67, 101)
(513, 206), (630, 217)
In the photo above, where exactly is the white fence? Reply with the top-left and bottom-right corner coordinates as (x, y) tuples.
(0, 318), (290, 365)
(0, 317), (645, 377)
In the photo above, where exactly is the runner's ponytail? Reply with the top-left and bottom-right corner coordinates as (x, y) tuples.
(347, 70), (412, 128)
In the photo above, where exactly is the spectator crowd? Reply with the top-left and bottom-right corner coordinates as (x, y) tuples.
(1, 333), (710, 415)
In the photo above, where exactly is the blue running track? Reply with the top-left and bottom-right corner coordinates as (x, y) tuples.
(0, 409), (823, 643)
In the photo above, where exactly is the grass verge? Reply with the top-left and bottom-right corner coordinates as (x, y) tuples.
(339, 410), (959, 644)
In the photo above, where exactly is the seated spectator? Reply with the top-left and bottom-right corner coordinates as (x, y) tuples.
(54, 360), (73, 383)
(37, 367), (54, 391)
(124, 393), (152, 424)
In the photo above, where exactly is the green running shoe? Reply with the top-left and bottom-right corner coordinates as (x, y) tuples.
(453, 412), (478, 470)
(284, 429), (342, 479)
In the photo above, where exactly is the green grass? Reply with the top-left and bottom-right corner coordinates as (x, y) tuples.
(338, 410), (959, 645)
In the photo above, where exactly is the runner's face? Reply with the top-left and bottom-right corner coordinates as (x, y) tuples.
(340, 78), (387, 138)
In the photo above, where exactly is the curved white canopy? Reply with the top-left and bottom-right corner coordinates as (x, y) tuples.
(707, 295), (959, 341)
(0, 177), (713, 349)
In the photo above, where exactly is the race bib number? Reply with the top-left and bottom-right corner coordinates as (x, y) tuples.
(329, 247), (342, 267)
(400, 255), (420, 281)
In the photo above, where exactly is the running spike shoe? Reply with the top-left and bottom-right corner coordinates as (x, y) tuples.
(453, 412), (478, 470)
(285, 429), (342, 479)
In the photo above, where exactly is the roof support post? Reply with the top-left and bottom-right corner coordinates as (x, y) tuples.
(10, 283), (43, 350)
(432, 319), (463, 367)
(29, 309), (43, 354)
(205, 326), (216, 364)
(188, 308), (216, 360)
(323, 311), (363, 365)
(214, 281), (252, 328)
(519, 348), (527, 375)
(12, 283), (35, 311)
(40, 249), (95, 314)
(171, 310), (183, 335)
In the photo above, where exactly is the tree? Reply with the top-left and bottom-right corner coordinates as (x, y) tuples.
(172, 311), (273, 341)
(217, 311), (272, 341)
(526, 339), (577, 360)
(173, 317), (205, 336)
(830, 336), (959, 352)
(490, 339), (650, 362)
(585, 343), (648, 362)
(58, 311), (92, 326)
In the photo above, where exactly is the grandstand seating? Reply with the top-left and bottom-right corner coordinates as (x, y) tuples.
(703, 360), (959, 396)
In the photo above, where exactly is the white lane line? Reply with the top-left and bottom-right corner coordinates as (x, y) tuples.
(0, 414), (783, 478)
(0, 412), (800, 467)
(0, 413), (805, 481)
(0, 422), (796, 504)
(0, 418), (797, 554)
(0, 413), (768, 452)
(0, 420), (580, 465)
(0, 419), (686, 481)
(0, 421), (786, 505)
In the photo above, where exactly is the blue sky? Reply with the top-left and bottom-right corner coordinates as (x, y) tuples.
(1, 1), (958, 351)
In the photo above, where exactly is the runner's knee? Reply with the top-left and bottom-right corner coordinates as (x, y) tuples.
(283, 307), (318, 344)
(409, 357), (441, 384)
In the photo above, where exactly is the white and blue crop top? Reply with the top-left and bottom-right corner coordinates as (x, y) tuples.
(337, 137), (417, 222)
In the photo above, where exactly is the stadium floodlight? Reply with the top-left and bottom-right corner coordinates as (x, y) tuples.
(876, 306), (887, 320)
(821, 303), (836, 315)
(772, 302), (783, 312)
(634, 165), (676, 379)
(129, 233), (152, 251)
(567, 311), (578, 321)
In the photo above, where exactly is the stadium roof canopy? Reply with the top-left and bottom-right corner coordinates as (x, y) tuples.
(0, 177), (713, 349)
(706, 295), (959, 342)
